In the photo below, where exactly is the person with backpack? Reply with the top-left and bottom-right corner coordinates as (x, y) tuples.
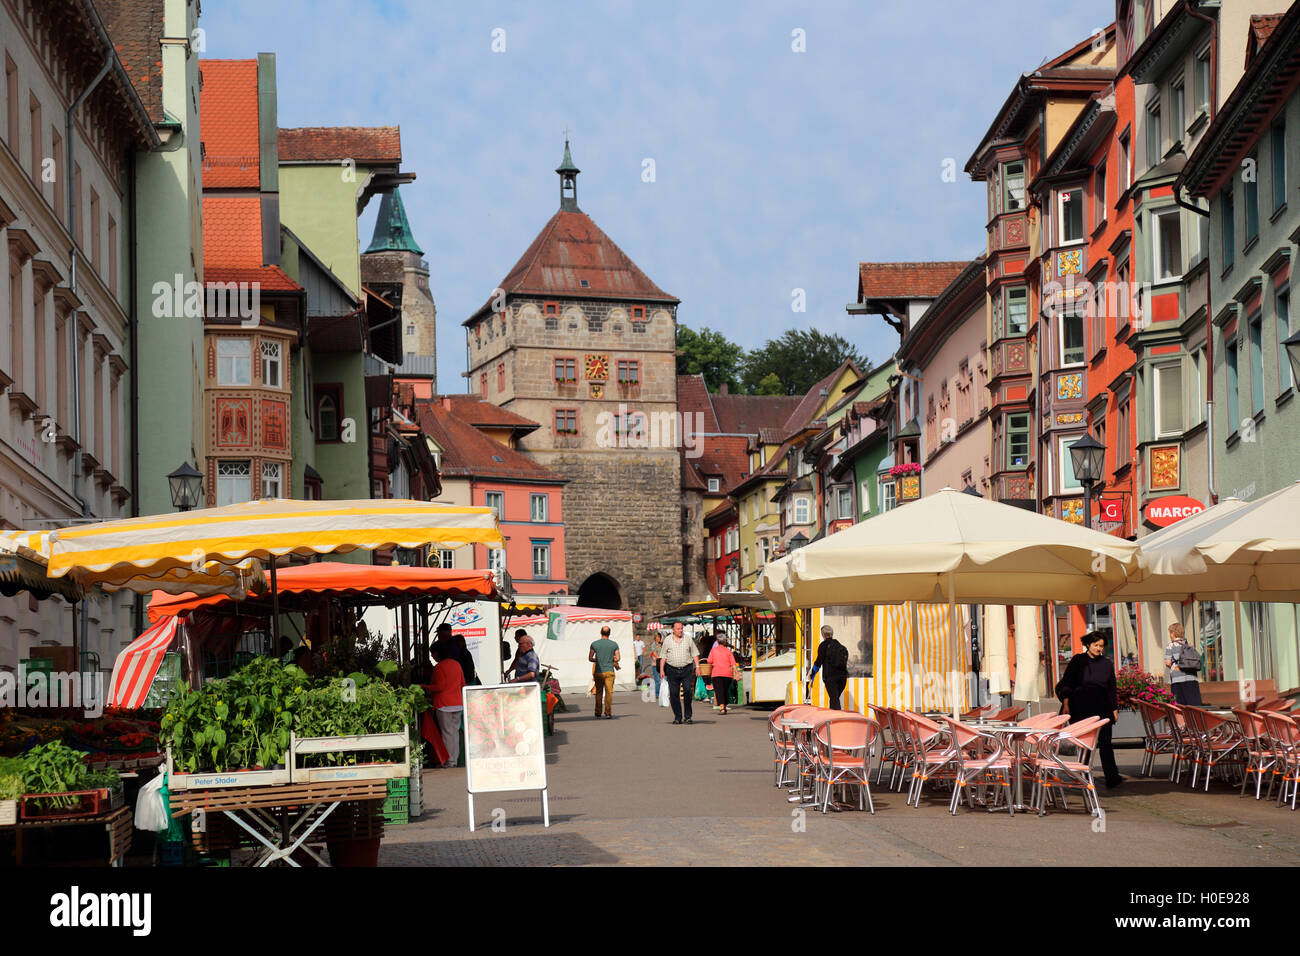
(809, 625), (850, 710)
(1164, 622), (1203, 706)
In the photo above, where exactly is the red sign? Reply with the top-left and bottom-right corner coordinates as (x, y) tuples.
(1144, 495), (1205, 528)
(632, 613), (642, 623)
(1097, 498), (1123, 523)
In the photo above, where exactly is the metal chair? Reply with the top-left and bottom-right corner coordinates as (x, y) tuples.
(768, 704), (802, 788)
(1261, 711), (1300, 810)
(1028, 716), (1107, 818)
(1157, 702), (1193, 783)
(939, 716), (1013, 815)
(1181, 707), (1245, 791)
(1133, 699), (1177, 777)
(811, 717), (881, 814)
(1233, 708), (1277, 800)
(901, 712), (957, 808)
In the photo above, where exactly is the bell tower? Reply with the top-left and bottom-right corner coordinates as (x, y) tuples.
(557, 138), (580, 212)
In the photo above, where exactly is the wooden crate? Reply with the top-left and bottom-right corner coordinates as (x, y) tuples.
(165, 747), (291, 791)
(19, 789), (103, 821)
(289, 730), (410, 784)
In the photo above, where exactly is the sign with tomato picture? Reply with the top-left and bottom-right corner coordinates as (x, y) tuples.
(463, 682), (547, 795)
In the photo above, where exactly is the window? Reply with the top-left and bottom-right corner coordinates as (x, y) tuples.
(1090, 281), (1105, 358)
(217, 338), (252, 385)
(406, 324), (415, 335)
(4, 56), (16, 149)
(315, 385), (342, 441)
(1059, 187), (1084, 244)
(1060, 306), (1086, 365)
(739, 498), (747, 526)
(1117, 393), (1131, 467)
(1007, 413), (1030, 468)
(631, 306), (646, 322)
(1226, 337), (1240, 434)
(1119, 131), (1131, 194)
(1273, 118), (1287, 213)
(497, 363), (505, 392)
(1058, 436), (1083, 493)
(436, 549), (455, 569)
(553, 357), (576, 382)
(725, 568), (738, 590)
(616, 359), (639, 384)
(89, 188), (100, 270)
(554, 408), (577, 435)
(1094, 161), (1107, 226)
(1278, 288), (1293, 392)
(1245, 152), (1259, 243)
(1249, 311), (1264, 415)
(487, 548), (505, 576)
(759, 538), (770, 566)
(485, 491), (504, 519)
(530, 493), (548, 522)
(1194, 44), (1211, 115)
(260, 340), (281, 388)
(1221, 187), (1235, 270)
(1153, 362), (1183, 437)
(1169, 75), (1184, 141)
(532, 542), (550, 579)
(794, 498), (810, 524)
(1189, 347), (1206, 426)
(28, 93), (40, 187)
(261, 461), (282, 499)
(216, 460), (251, 506)
(544, 302), (558, 316)
(107, 216), (116, 295)
(1152, 208), (1183, 281)
(73, 164), (82, 246)
(860, 480), (871, 515)
(51, 127), (63, 219)
(479, 372), (486, 397)
(1146, 99), (1162, 167)
(725, 527), (738, 552)
(1002, 160), (1026, 212)
(707, 477), (720, 493)
(1005, 286), (1028, 336)
(879, 478), (897, 513)
(837, 487), (852, 520)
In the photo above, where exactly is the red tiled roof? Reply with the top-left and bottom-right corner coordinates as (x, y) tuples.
(1248, 14), (1284, 67)
(203, 196), (263, 267)
(681, 455), (707, 492)
(436, 395), (540, 433)
(99, 0), (166, 125)
(676, 375), (720, 432)
(711, 393), (801, 436)
(703, 499), (736, 526)
(857, 261), (969, 301)
(199, 60), (261, 189)
(691, 435), (750, 490)
(781, 360), (860, 435)
(205, 265), (301, 293)
(469, 210), (677, 320)
(278, 127), (401, 164)
(416, 401), (563, 483)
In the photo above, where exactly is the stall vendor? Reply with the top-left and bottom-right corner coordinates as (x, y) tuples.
(421, 642), (466, 767)
(510, 635), (541, 684)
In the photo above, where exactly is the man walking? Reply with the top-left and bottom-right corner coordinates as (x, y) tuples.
(589, 625), (621, 719)
(1164, 623), (1203, 705)
(633, 632), (646, 689)
(659, 621), (700, 724)
(809, 624), (849, 710)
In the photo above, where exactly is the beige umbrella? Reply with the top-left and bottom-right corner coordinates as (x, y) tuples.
(757, 488), (1141, 716)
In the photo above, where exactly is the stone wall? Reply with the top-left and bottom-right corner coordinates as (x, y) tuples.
(529, 447), (682, 618)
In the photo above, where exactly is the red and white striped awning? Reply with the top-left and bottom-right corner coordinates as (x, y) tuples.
(507, 614), (548, 628)
(108, 616), (180, 709)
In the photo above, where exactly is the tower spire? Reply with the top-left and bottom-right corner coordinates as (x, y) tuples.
(556, 137), (580, 212)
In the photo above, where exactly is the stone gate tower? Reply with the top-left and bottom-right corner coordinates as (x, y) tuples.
(361, 186), (436, 388)
(463, 143), (682, 616)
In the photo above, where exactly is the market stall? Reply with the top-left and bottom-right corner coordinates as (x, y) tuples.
(506, 605), (637, 693)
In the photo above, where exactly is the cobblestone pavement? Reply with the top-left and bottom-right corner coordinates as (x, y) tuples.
(380, 692), (1300, 866)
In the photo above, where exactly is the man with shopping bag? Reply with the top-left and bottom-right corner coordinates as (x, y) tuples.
(659, 621), (700, 725)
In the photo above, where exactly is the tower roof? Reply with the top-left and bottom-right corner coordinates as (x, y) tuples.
(556, 139), (580, 175)
(465, 209), (678, 323)
(364, 187), (423, 255)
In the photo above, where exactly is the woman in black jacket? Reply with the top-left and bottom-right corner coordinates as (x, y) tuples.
(1055, 631), (1123, 788)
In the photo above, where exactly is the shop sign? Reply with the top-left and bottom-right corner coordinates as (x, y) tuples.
(1097, 498), (1123, 523)
(1144, 494), (1205, 528)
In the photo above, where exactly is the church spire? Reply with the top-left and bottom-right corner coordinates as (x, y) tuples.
(556, 138), (580, 212)
(364, 186), (423, 255)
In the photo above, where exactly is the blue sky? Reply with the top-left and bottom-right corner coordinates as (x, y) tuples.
(202, 0), (1111, 392)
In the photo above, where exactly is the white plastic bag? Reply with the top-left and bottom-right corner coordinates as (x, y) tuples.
(659, 677), (671, 708)
(135, 770), (168, 832)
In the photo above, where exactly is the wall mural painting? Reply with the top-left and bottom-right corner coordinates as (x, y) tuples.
(216, 397), (252, 448)
(1057, 373), (1083, 401)
(263, 400), (288, 450)
(1150, 445), (1180, 490)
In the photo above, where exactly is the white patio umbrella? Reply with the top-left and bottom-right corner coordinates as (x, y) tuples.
(757, 488), (1141, 716)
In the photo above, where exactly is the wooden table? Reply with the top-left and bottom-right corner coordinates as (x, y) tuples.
(169, 779), (388, 867)
(3, 806), (133, 866)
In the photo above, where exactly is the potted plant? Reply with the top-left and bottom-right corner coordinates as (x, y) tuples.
(1114, 664), (1174, 739)
(0, 771), (22, 825)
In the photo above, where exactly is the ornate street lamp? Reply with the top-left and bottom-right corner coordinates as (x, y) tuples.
(1068, 432), (1106, 631)
(167, 462), (204, 512)
(1284, 329), (1300, 390)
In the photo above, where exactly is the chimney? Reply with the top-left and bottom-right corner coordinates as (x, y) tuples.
(719, 382), (729, 395)
(442, 396), (452, 411)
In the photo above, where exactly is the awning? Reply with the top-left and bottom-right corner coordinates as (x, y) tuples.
(0, 541), (82, 602)
(107, 616), (181, 709)
(148, 562), (499, 622)
(549, 605), (633, 624)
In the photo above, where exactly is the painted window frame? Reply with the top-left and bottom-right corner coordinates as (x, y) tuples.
(1272, 116), (1287, 214)
(1248, 310), (1265, 415)
(554, 407), (579, 435)
(530, 493), (548, 522)
(531, 541), (551, 579)
(1151, 207), (1183, 282)
(1152, 360), (1184, 438)
(1058, 187), (1085, 245)
(260, 339), (282, 389)
(1005, 286), (1029, 337)
(1007, 412), (1031, 470)
(216, 459), (252, 507)
(314, 383), (343, 442)
(1244, 150), (1260, 244)
(1145, 97), (1162, 169)
(1277, 285), (1293, 394)
(485, 490), (504, 520)
(1057, 435), (1084, 494)
(260, 460), (282, 499)
(553, 356), (576, 382)
(879, 477), (897, 513)
(1059, 304), (1086, 366)
(1225, 336), (1240, 435)
(1002, 159), (1026, 213)
(1221, 187), (1236, 271)
(217, 337), (253, 386)
(793, 497), (811, 524)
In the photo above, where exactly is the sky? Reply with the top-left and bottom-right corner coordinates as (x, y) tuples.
(201, 0), (1112, 392)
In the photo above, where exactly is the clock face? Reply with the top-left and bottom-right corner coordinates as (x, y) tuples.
(584, 354), (608, 380)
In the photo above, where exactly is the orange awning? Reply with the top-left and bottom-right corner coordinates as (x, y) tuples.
(147, 562), (498, 623)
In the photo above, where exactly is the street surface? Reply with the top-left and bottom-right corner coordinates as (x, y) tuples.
(381, 692), (1300, 866)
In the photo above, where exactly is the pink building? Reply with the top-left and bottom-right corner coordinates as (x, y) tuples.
(417, 397), (568, 601)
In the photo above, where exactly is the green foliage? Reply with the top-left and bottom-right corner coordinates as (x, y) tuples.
(676, 324), (744, 393)
(19, 742), (92, 808)
(741, 329), (862, 396)
(0, 772), (24, 801)
(754, 372), (784, 395)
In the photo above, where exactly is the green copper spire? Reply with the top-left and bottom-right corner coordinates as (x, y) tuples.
(556, 138), (580, 212)
(364, 187), (423, 255)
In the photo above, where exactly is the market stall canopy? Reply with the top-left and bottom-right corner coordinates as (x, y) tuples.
(147, 562), (500, 622)
(548, 605), (633, 623)
(714, 591), (778, 611)
(0, 533), (82, 601)
(107, 615), (181, 709)
(757, 487), (1141, 608)
(44, 498), (504, 583)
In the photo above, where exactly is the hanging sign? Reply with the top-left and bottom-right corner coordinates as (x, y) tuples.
(1144, 494), (1205, 528)
(1097, 497), (1123, 523)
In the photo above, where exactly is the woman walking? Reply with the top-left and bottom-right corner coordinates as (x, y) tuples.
(707, 634), (739, 715)
(1055, 631), (1123, 789)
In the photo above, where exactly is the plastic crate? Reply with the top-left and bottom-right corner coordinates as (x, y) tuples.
(157, 839), (186, 867)
(382, 777), (409, 825)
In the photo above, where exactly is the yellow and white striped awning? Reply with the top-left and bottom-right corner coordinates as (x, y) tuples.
(867, 603), (970, 713)
(44, 498), (504, 583)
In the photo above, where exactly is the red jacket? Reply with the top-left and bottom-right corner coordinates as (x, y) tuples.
(428, 658), (466, 710)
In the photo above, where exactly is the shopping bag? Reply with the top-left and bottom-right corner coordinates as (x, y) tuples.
(694, 676), (708, 701)
(659, 677), (671, 708)
(135, 770), (169, 832)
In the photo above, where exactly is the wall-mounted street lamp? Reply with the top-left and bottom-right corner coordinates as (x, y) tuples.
(167, 461), (204, 512)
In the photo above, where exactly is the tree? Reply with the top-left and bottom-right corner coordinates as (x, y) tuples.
(754, 372), (784, 395)
(740, 329), (863, 396)
(676, 324), (744, 393)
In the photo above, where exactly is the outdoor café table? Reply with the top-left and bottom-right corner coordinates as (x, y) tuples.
(780, 719), (818, 808)
(968, 722), (1042, 814)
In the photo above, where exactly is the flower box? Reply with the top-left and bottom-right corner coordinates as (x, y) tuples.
(288, 729), (411, 784)
(19, 789), (104, 821)
(165, 746), (292, 791)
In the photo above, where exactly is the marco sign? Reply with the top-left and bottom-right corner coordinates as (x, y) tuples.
(1144, 494), (1205, 528)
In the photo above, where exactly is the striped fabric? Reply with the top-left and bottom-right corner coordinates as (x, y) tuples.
(866, 603), (970, 713)
(45, 498), (504, 583)
(505, 614), (548, 628)
(108, 616), (181, 709)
